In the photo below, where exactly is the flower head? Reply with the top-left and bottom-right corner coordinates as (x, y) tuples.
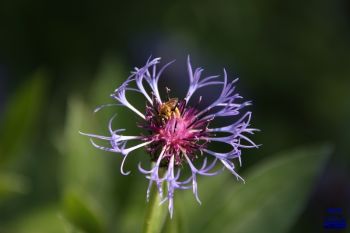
(81, 56), (259, 217)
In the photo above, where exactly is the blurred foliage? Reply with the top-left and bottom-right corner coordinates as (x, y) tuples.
(0, 173), (28, 199)
(59, 97), (110, 233)
(0, 0), (349, 232)
(6, 205), (68, 233)
(176, 145), (331, 233)
(0, 72), (47, 205)
(0, 70), (47, 165)
(0, 58), (335, 232)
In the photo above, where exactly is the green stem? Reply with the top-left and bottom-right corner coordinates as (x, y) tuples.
(142, 165), (168, 233)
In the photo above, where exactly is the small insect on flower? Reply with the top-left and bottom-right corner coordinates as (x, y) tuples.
(158, 98), (180, 121)
(80, 56), (259, 218)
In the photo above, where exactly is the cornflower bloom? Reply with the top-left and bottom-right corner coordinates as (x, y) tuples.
(81, 56), (258, 217)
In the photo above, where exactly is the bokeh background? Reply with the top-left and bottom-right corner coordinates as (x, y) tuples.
(0, 0), (349, 232)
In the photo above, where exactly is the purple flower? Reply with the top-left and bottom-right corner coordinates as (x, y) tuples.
(81, 56), (259, 217)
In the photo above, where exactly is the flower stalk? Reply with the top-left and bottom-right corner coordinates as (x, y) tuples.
(143, 164), (168, 233)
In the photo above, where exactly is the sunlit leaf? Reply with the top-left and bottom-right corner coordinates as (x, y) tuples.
(0, 173), (28, 200)
(60, 96), (113, 196)
(5, 205), (68, 233)
(0, 70), (48, 165)
(178, 144), (331, 233)
(58, 97), (114, 232)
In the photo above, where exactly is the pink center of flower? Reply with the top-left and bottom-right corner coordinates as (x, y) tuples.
(143, 99), (210, 166)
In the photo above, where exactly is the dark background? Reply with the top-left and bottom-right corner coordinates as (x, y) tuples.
(0, 0), (349, 232)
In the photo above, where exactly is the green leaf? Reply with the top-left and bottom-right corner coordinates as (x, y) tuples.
(57, 97), (114, 232)
(5, 205), (68, 233)
(179, 144), (331, 233)
(59, 96), (113, 194)
(90, 56), (126, 107)
(0, 173), (28, 200)
(62, 190), (105, 233)
(0, 70), (48, 165)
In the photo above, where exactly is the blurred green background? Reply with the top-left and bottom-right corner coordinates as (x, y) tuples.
(0, 0), (349, 232)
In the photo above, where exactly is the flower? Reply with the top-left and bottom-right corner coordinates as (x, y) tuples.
(81, 56), (259, 218)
